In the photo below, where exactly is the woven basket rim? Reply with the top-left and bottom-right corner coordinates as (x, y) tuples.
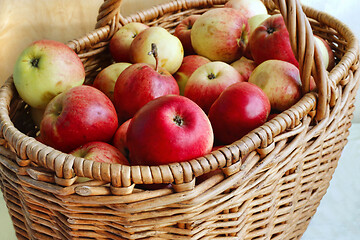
(0, 0), (359, 192)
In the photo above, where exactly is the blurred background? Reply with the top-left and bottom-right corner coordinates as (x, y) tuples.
(0, 0), (359, 239)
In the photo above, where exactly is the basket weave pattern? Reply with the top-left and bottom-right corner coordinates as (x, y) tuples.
(0, 0), (359, 239)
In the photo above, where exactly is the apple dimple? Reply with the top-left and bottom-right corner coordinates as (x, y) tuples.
(207, 73), (216, 80)
(30, 58), (40, 68)
(266, 27), (275, 34)
(173, 115), (184, 127)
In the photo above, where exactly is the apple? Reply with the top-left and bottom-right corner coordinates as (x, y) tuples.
(191, 8), (250, 63)
(248, 14), (271, 35)
(92, 62), (132, 103)
(174, 14), (201, 56)
(248, 59), (302, 112)
(315, 35), (335, 71)
(109, 22), (149, 63)
(244, 13), (271, 59)
(13, 39), (85, 109)
(208, 82), (271, 145)
(40, 85), (118, 153)
(130, 26), (184, 74)
(249, 14), (299, 68)
(70, 141), (129, 165)
(114, 44), (179, 123)
(224, 0), (268, 19)
(230, 56), (257, 81)
(127, 95), (214, 166)
(112, 118), (132, 159)
(184, 61), (244, 114)
(173, 55), (211, 95)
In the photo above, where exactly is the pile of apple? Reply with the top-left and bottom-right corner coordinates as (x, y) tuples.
(12, 0), (334, 174)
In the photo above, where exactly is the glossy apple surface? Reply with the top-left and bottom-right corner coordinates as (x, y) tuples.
(224, 0), (268, 19)
(250, 14), (299, 68)
(93, 62), (131, 103)
(208, 82), (271, 145)
(230, 56), (257, 81)
(109, 22), (149, 62)
(191, 8), (250, 63)
(70, 141), (129, 165)
(130, 26), (184, 74)
(112, 118), (132, 159)
(315, 35), (335, 71)
(127, 95), (214, 166)
(184, 61), (244, 113)
(173, 55), (211, 95)
(40, 85), (118, 153)
(174, 14), (201, 56)
(13, 39), (85, 109)
(114, 63), (179, 123)
(248, 59), (302, 112)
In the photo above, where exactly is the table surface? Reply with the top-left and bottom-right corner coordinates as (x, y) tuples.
(0, 0), (359, 239)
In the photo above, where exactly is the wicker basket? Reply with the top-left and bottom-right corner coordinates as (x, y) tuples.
(0, 0), (359, 239)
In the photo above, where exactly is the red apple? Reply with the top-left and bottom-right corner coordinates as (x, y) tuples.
(112, 118), (132, 159)
(224, 0), (268, 19)
(230, 56), (257, 81)
(93, 62), (132, 103)
(70, 141), (129, 165)
(184, 61), (244, 114)
(109, 22), (149, 63)
(315, 35), (335, 71)
(248, 59), (302, 112)
(208, 82), (271, 145)
(191, 8), (250, 63)
(173, 55), (211, 95)
(244, 13), (271, 59)
(127, 95), (214, 166)
(40, 85), (118, 153)
(250, 14), (299, 68)
(130, 26), (184, 74)
(114, 45), (179, 123)
(174, 14), (201, 55)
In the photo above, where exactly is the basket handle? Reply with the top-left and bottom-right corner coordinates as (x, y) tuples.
(95, 0), (328, 120)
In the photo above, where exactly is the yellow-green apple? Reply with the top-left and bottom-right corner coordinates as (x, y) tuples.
(109, 22), (149, 63)
(112, 118), (132, 159)
(249, 14), (299, 68)
(315, 35), (335, 71)
(93, 62), (131, 103)
(40, 85), (118, 153)
(208, 82), (271, 145)
(130, 26), (184, 74)
(230, 56), (257, 81)
(184, 61), (244, 114)
(190, 8), (250, 63)
(224, 0), (268, 19)
(13, 39), (85, 109)
(174, 14), (201, 56)
(248, 59), (302, 112)
(114, 45), (179, 123)
(127, 95), (214, 166)
(70, 141), (129, 165)
(173, 55), (211, 95)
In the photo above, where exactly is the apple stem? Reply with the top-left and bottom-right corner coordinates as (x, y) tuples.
(148, 43), (159, 72)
